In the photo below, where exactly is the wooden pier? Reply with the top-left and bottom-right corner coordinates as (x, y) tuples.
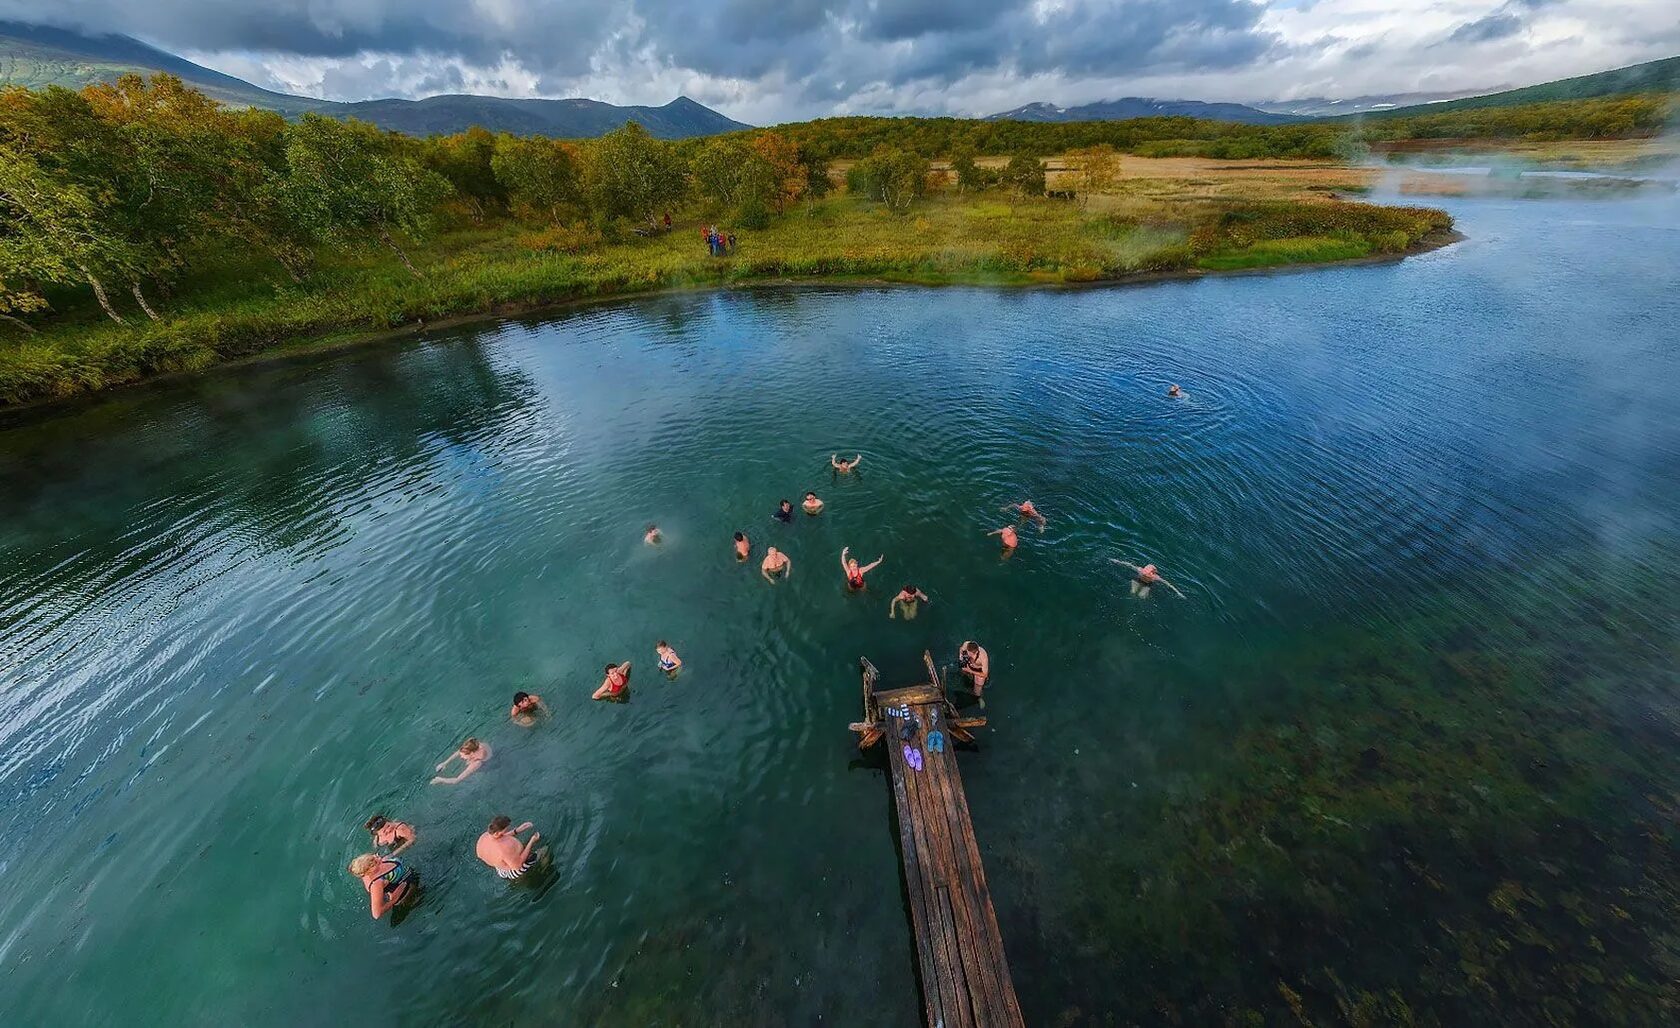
(850, 654), (1025, 1028)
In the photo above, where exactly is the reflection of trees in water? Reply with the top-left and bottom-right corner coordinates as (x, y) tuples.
(0, 334), (539, 573)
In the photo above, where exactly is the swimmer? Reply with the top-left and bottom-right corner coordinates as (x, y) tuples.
(365, 814), (416, 856)
(888, 584), (929, 620)
(958, 640), (990, 698)
(593, 660), (632, 701)
(761, 546), (793, 582)
(987, 525), (1020, 550)
(475, 815), (546, 881)
(431, 738), (491, 785)
(773, 499), (794, 523)
(1110, 559), (1185, 599)
(733, 531), (750, 561)
(348, 852), (419, 920)
(802, 491), (824, 515)
(655, 640), (683, 674)
(1167, 384), (1183, 398)
(840, 545), (883, 589)
(510, 691), (549, 726)
(644, 524), (662, 545)
(1004, 499), (1047, 530)
(831, 453), (862, 473)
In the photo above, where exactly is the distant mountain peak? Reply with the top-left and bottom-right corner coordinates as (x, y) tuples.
(985, 96), (1296, 125)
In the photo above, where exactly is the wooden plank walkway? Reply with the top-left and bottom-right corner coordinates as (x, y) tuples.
(873, 679), (1025, 1028)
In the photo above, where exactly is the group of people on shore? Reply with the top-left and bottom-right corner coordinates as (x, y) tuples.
(346, 409), (1188, 919)
(703, 225), (737, 256)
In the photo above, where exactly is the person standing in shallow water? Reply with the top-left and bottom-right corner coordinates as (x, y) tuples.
(733, 531), (750, 560)
(475, 815), (545, 881)
(958, 641), (990, 699)
(761, 546), (792, 582)
(802, 491), (824, 515)
(348, 852), (419, 920)
(365, 815), (416, 856)
(889, 584), (929, 619)
(510, 691), (549, 726)
(1111, 559), (1185, 599)
(656, 641), (682, 675)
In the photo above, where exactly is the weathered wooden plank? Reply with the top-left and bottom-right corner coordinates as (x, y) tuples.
(876, 691), (1024, 1028)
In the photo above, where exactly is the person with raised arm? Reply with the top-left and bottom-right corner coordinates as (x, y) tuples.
(593, 660), (632, 701)
(987, 524), (1020, 551)
(431, 738), (491, 784)
(830, 453), (862, 473)
(840, 546), (883, 589)
(1111, 559), (1186, 599)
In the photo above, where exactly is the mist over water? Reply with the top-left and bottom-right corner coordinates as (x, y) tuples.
(1, 193), (1676, 1024)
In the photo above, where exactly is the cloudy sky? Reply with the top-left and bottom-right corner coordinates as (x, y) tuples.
(9, 1), (1678, 122)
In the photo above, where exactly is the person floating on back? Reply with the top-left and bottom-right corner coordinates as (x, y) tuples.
(802, 491), (824, 515)
(365, 814), (416, 856)
(431, 738), (490, 784)
(831, 453), (862, 473)
(1111, 559), (1185, 599)
(889, 584), (929, 620)
(1004, 499), (1046, 530)
(593, 661), (632, 701)
(476, 815), (546, 881)
(761, 546), (792, 582)
(840, 546), (883, 589)
(510, 691), (549, 727)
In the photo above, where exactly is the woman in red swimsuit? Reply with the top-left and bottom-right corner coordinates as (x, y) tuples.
(839, 546), (883, 589)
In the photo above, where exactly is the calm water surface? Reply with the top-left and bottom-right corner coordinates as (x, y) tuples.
(1, 195), (1677, 1025)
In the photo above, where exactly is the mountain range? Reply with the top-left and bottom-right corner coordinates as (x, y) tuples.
(0, 20), (749, 139)
(3, 18), (1677, 139)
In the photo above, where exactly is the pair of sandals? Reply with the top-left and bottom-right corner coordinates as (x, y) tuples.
(897, 711), (945, 771)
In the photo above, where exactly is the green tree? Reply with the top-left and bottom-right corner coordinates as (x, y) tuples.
(281, 114), (452, 276)
(580, 122), (685, 225)
(491, 134), (582, 223)
(951, 145), (982, 193)
(1001, 153), (1046, 199)
(847, 147), (930, 213)
(425, 126), (505, 220)
(0, 142), (141, 324)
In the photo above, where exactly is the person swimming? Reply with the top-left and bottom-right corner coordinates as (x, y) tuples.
(889, 584), (929, 620)
(431, 738), (490, 785)
(365, 814), (416, 856)
(348, 852), (419, 919)
(1167, 384), (1183, 398)
(655, 641), (682, 674)
(840, 546), (883, 589)
(987, 525), (1020, 550)
(1111, 559), (1186, 599)
(733, 531), (750, 561)
(644, 524), (662, 545)
(802, 491), (823, 515)
(593, 661), (631, 701)
(1004, 500), (1046, 529)
(958, 640), (990, 699)
(831, 453), (862, 473)
(510, 691), (549, 726)
(773, 499), (794, 523)
(761, 546), (792, 582)
(475, 815), (546, 881)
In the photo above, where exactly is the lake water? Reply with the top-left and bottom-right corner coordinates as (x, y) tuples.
(2, 194), (1677, 1025)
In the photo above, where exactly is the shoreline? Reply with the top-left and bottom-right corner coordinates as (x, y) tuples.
(0, 229), (1463, 423)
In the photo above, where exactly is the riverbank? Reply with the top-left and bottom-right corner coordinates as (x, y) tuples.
(0, 191), (1452, 410)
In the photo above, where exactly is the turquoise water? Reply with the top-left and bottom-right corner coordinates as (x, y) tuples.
(1, 195), (1677, 1024)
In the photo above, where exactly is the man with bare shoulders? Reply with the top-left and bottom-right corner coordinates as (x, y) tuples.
(958, 641), (990, 699)
(1004, 500), (1046, 530)
(475, 815), (546, 881)
(761, 546), (792, 582)
(831, 453), (862, 473)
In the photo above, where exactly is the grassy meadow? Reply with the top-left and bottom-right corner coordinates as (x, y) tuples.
(0, 178), (1451, 409)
